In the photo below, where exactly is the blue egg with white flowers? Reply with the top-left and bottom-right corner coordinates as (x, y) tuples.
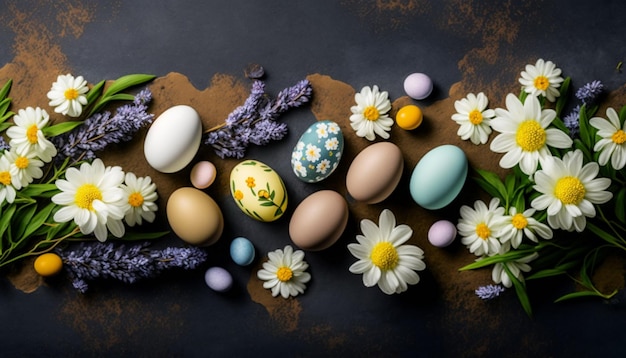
(230, 237), (255, 266)
(291, 120), (344, 183)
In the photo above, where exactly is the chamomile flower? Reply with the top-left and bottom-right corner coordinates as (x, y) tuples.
(498, 207), (553, 249)
(490, 93), (573, 175)
(257, 245), (311, 298)
(47, 73), (89, 117)
(6, 107), (57, 162)
(52, 159), (127, 242)
(120, 172), (158, 227)
(590, 107), (626, 170)
(5, 148), (44, 190)
(491, 253), (539, 288)
(530, 149), (613, 232)
(519, 59), (564, 102)
(350, 85), (393, 141)
(0, 155), (16, 205)
(457, 198), (506, 257)
(348, 209), (426, 295)
(451, 92), (495, 145)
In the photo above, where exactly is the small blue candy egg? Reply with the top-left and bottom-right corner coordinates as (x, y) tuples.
(205, 267), (233, 292)
(230, 237), (255, 266)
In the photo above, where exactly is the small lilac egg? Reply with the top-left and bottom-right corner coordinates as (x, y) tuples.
(204, 267), (233, 292)
(230, 237), (255, 266)
(190, 161), (217, 189)
(404, 73), (433, 100)
(428, 220), (457, 248)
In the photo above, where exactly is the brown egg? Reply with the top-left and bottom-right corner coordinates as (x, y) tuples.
(346, 142), (404, 204)
(289, 190), (349, 251)
(166, 187), (224, 246)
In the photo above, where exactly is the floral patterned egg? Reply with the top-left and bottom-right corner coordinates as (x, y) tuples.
(230, 160), (288, 222)
(291, 120), (344, 183)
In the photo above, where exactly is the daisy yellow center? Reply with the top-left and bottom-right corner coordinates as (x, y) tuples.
(0, 171), (11, 186)
(612, 129), (626, 144)
(128, 192), (144, 208)
(370, 242), (399, 270)
(363, 106), (380, 121)
(469, 109), (483, 125)
(234, 190), (243, 200)
(516, 120), (546, 151)
(75, 184), (103, 211)
(475, 223), (491, 240)
(27, 124), (39, 144)
(276, 266), (293, 282)
(534, 75), (550, 91)
(554, 176), (586, 205)
(511, 213), (528, 230)
(15, 156), (29, 169)
(64, 88), (79, 100)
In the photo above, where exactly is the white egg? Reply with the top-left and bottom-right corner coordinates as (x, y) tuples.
(144, 105), (202, 173)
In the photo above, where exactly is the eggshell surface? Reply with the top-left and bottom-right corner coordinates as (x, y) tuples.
(167, 187), (224, 246)
(404, 73), (433, 100)
(410, 145), (467, 210)
(291, 120), (344, 183)
(230, 237), (255, 266)
(346, 142), (404, 204)
(144, 105), (202, 173)
(230, 160), (288, 222)
(205, 267), (233, 292)
(190, 161), (217, 189)
(289, 190), (349, 251)
(428, 220), (457, 248)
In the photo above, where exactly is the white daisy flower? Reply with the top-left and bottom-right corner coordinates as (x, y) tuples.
(257, 245), (311, 298)
(293, 161), (307, 177)
(0, 155), (17, 205)
(296, 141), (305, 151)
(305, 143), (321, 162)
(531, 150), (612, 232)
(350, 85), (393, 141)
(328, 122), (340, 134)
(519, 59), (564, 102)
(498, 207), (553, 249)
(457, 198), (507, 257)
(51, 159), (127, 242)
(451, 92), (495, 145)
(348, 209), (426, 295)
(5, 148), (44, 190)
(590, 107), (626, 170)
(491, 252), (539, 288)
(121, 172), (158, 227)
(325, 137), (339, 151)
(6, 107), (58, 162)
(490, 93), (573, 175)
(316, 159), (331, 174)
(316, 122), (328, 138)
(46, 73), (89, 117)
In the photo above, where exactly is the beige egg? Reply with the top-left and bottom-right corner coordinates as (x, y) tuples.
(166, 187), (224, 246)
(346, 142), (404, 204)
(289, 190), (349, 251)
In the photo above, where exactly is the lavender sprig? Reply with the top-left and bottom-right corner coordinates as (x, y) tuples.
(575, 80), (603, 104)
(475, 284), (506, 300)
(204, 78), (312, 159)
(0, 136), (8, 151)
(58, 241), (207, 293)
(52, 89), (154, 163)
(563, 105), (581, 138)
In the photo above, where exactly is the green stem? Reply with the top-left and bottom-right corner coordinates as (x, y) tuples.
(0, 226), (81, 269)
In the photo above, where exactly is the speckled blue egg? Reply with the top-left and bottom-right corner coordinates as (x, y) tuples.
(204, 267), (233, 292)
(291, 120), (344, 183)
(230, 237), (255, 266)
(410, 145), (468, 210)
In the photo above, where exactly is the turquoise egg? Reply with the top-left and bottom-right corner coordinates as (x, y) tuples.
(291, 120), (344, 183)
(410, 145), (468, 210)
(230, 237), (255, 266)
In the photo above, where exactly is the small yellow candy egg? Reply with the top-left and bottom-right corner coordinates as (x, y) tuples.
(395, 105), (423, 130)
(34, 253), (63, 277)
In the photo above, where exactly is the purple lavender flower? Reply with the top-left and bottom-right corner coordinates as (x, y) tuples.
(58, 241), (207, 293)
(0, 136), (8, 151)
(575, 80), (603, 104)
(475, 284), (505, 300)
(563, 105), (581, 138)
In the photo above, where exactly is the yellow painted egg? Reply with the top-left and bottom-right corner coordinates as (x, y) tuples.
(230, 160), (288, 222)
(166, 187), (224, 246)
(395, 105), (423, 130)
(34, 253), (63, 277)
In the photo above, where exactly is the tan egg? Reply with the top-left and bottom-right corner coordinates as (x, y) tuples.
(166, 187), (224, 246)
(289, 190), (349, 251)
(346, 142), (404, 204)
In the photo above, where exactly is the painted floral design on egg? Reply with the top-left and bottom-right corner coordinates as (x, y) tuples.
(291, 120), (344, 183)
(230, 160), (288, 222)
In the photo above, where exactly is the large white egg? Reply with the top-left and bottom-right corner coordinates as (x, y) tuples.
(144, 105), (202, 173)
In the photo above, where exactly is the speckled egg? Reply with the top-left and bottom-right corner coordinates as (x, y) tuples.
(346, 142), (404, 204)
(230, 160), (288, 222)
(230, 237), (255, 266)
(410, 145), (467, 210)
(291, 120), (344, 183)
(204, 267), (233, 292)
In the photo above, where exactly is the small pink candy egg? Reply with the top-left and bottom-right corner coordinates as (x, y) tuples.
(190, 161), (217, 189)
(404, 73), (433, 100)
(204, 267), (233, 292)
(428, 220), (457, 248)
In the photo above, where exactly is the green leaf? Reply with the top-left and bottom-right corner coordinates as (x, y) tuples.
(18, 184), (58, 197)
(101, 74), (155, 98)
(555, 77), (570, 117)
(504, 264), (533, 317)
(88, 93), (137, 116)
(12, 203), (37, 242)
(0, 204), (16, 243)
(0, 79), (12, 101)
(616, 187), (626, 224)
(260, 202), (275, 207)
(460, 249), (536, 271)
(473, 168), (507, 202)
(0, 111), (15, 123)
(85, 80), (105, 106)
(0, 98), (11, 117)
(42, 121), (84, 137)
(0, 122), (12, 133)
(526, 268), (567, 280)
(554, 290), (612, 303)
(619, 105), (626, 122)
(20, 202), (56, 240)
(578, 105), (593, 149)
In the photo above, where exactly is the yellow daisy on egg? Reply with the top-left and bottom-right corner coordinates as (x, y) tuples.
(349, 85), (393, 141)
(451, 92), (495, 145)
(519, 59), (564, 102)
(257, 245), (311, 298)
(120, 172), (158, 227)
(47, 73), (89, 117)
